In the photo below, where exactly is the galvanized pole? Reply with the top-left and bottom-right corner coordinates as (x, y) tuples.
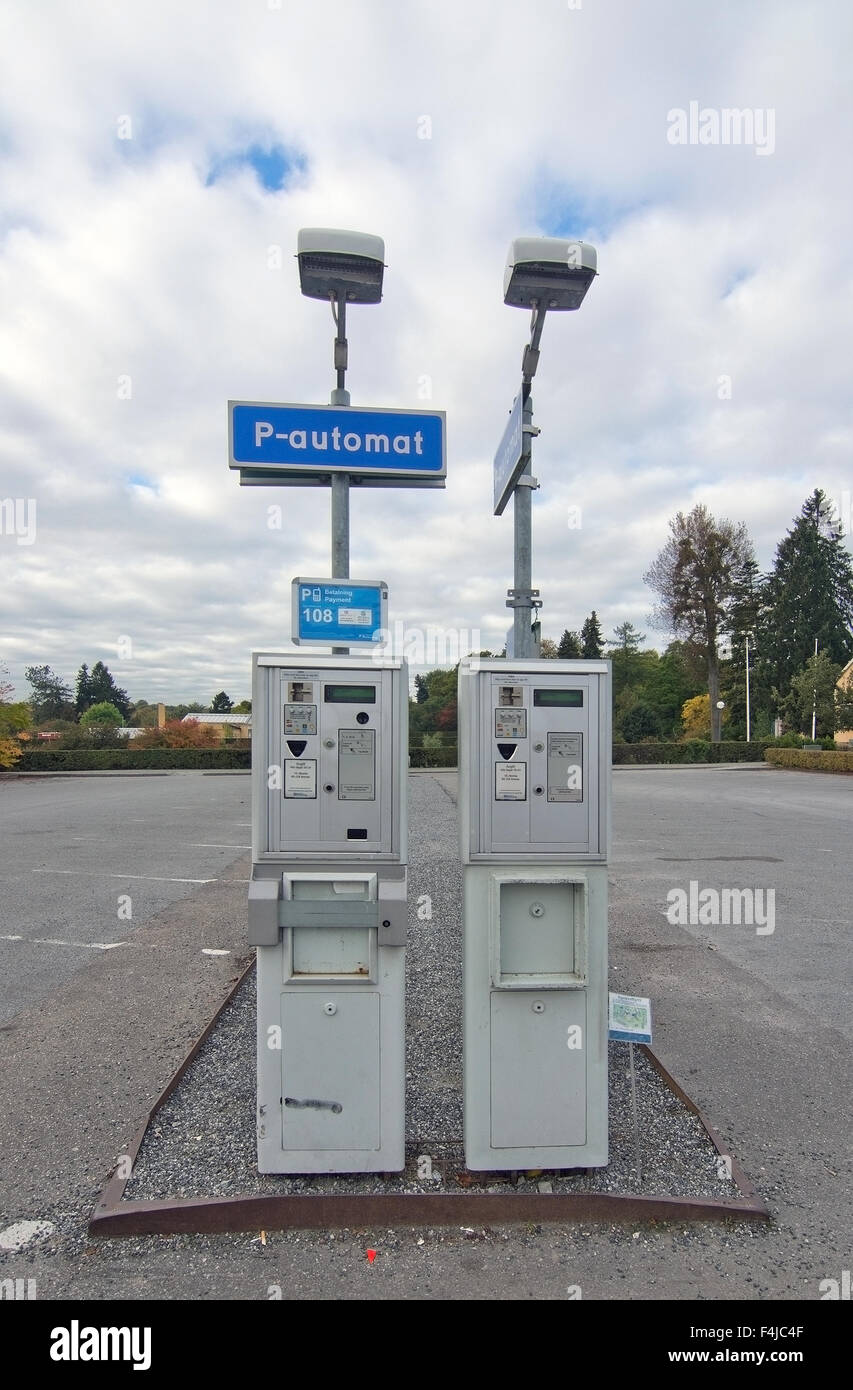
(511, 396), (537, 660)
(508, 307), (545, 660)
(750, 633), (755, 745)
(330, 293), (350, 653)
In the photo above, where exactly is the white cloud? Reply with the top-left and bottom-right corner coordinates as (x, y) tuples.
(1, 0), (852, 702)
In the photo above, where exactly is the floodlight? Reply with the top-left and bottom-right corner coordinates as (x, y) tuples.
(297, 228), (385, 304)
(504, 236), (597, 310)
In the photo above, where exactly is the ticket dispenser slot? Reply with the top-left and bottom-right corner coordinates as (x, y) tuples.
(491, 878), (586, 988)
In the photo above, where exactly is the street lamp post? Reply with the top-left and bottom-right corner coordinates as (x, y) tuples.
(745, 630), (753, 742)
(501, 237), (597, 659)
(297, 228), (385, 651)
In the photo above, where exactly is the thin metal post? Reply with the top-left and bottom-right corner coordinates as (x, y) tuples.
(513, 398), (535, 660)
(628, 1042), (642, 1185)
(507, 308), (546, 661)
(750, 633), (755, 745)
(811, 637), (818, 741)
(330, 292), (350, 653)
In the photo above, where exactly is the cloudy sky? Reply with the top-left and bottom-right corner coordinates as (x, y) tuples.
(2, 0), (851, 705)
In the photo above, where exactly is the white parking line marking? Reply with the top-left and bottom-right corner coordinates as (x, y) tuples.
(0, 1219), (56, 1250)
(72, 838), (249, 849)
(0, 934), (126, 951)
(201, 948), (231, 956)
(32, 869), (217, 884)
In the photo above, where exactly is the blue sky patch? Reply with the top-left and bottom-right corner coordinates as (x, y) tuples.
(526, 172), (651, 242)
(721, 266), (753, 298)
(205, 142), (306, 192)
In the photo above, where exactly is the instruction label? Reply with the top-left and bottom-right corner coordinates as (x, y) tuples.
(338, 729), (375, 800)
(284, 759), (317, 798)
(495, 761), (527, 801)
(548, 732), (583, 802)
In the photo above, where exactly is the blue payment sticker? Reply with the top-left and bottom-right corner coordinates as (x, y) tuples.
(292, 578), (388, 646)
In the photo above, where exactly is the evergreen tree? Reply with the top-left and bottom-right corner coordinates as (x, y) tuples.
(75, 663), (92, 717)
(721, 558), (771, 738)
(85, 661), (131, 719)
(414, 674), (429, 703)
(557, 629), (582, 658)
(606, 625), (659, 714)
(609, 621), (645, 652)
(780, 650), (851, 738)
(762, 489), (853, 697)
(580, 611), (604, 658)
(211, 691), (233, 712)
(25, 665), (74, 723)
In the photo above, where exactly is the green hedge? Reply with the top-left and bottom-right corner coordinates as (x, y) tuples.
(409, 746), (458, 768)
(16, 747), (252, 772)
(612, 740), (772, 764)
(409, 742), (772, 768)
(765, 748), (853, 774)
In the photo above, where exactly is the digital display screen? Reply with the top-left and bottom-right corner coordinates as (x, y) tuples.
(533, 689), (584, 707)
(323, 684), (376, 704)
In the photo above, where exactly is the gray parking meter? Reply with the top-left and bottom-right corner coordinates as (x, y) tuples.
(459, 657), (610, 1169)
(249, 652), (407, 1173)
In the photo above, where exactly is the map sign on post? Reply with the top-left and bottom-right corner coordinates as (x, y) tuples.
(608, 993), (653, 1044)
(229, 402), (446, 488)
(291, 578), (388, 647)
(493, 394), (527, 516)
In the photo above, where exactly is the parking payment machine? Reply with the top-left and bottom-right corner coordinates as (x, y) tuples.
(459, 657), (610, 1169)
(249, 652), (408, 1173)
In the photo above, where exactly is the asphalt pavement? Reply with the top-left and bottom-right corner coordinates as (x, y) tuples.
(0, 767), (850, 1301)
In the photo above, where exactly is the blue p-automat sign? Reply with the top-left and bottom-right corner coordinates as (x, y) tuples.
(230, 402), (446, 487)
(292, 578), (388, 646)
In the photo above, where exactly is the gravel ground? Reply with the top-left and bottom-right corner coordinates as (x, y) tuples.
(125, 777), (740, 1208)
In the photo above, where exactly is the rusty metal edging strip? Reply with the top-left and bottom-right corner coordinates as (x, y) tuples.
(638, 1044), (766, 1209)
(90, 963), (769, 1238)
(93, 957), (257, 1217)
(90, 1188), (767, 1238)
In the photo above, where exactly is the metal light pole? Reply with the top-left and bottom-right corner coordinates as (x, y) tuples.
(510, 308), (546, 660)
(812, 637), (819, 742)
(297, 228), (385, 652)
(330, 292), (350, 611)
(500, 238), (597, 660)
(745, 630), (753, 742)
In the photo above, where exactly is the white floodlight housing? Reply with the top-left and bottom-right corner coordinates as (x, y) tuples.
(297, 227), (385, 304)
(503, 236), (597, 310)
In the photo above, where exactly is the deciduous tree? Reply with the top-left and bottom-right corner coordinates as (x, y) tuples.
(644, 505), (754, 742)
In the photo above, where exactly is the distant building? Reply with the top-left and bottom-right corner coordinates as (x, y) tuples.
(117, 727), (145, 740)
(181, 712), (252, 741)
(835, 658), (853, 747)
